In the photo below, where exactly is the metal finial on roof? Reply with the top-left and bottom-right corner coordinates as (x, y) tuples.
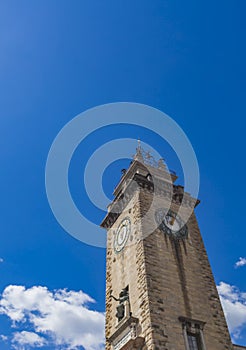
(134, 138), (143, 160)
(158, 158), (166, 169)
(134, 140), (167, 170)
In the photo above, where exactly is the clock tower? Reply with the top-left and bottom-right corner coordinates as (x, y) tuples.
(101, 146), (234, 350)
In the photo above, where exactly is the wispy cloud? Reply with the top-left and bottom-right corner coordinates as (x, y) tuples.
(217, 282), (246, 341)
(0, 335), (8, 342)
(235, 257), (246, 268)
(12, 332), (46, 350)
(0, 285), (105, 350)
(0, 258), (4, 263)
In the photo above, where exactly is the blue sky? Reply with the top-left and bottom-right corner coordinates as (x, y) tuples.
(0, 1), (246, 349)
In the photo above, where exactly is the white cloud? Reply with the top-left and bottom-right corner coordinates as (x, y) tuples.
(12, 331), (46, 349)
(235, 257), (246, 268)
(0, 258), (4, 263)
(0, 334), (8, 342)
(217, 282), (246, 340)
(0, 285), (105, 350)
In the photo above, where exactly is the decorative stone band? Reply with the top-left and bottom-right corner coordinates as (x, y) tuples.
(178, 316), (206, 330)
(107, 316), (145, 350)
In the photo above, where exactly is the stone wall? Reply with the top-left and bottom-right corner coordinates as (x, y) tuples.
(103, 161), (235, 350)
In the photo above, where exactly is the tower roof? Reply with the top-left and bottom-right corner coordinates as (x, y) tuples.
(113, 143), (177, 198)
(100, 144), (199, 229)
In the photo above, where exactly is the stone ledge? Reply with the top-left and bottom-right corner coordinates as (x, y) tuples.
(107, 316), (145, 350)
(114, 337), (145, 350)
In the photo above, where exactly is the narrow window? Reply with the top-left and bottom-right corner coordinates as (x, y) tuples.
(179, 317), (206, 350)
(187, 332), (200, 350)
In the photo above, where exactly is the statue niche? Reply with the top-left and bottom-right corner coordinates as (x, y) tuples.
(110, 286), (130, 322)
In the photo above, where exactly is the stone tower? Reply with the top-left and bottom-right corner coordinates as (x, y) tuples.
(101, 146), (233, 350)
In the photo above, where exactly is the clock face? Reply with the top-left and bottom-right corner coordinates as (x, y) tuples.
(114, 217), (131, 253)
(155, 209), (188, 240)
